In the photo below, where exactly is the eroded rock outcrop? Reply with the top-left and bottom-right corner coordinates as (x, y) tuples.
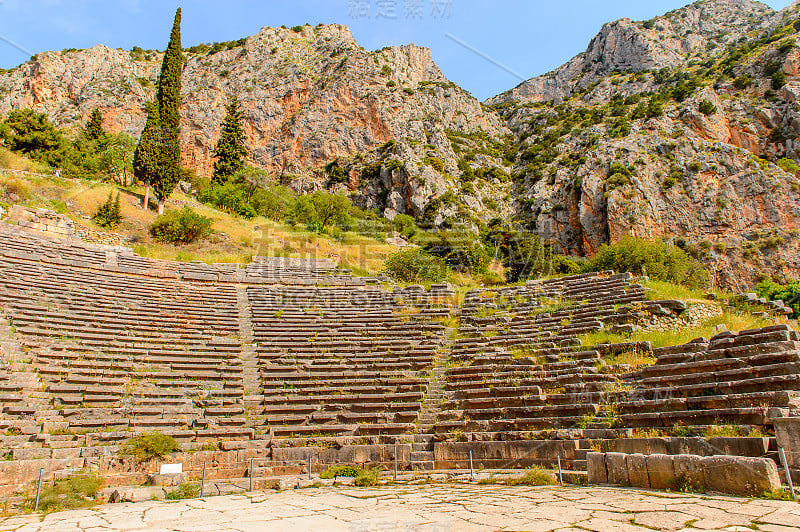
(0, 24), (511, 219)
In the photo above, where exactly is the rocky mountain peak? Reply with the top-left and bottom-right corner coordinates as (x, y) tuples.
(0, 23), (510, 221)
(487, 0), (775, 105)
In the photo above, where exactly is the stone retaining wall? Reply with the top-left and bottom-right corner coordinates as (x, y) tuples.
(642, 302), (723, 332)
(588, 451), (781, 496)
(0, 437), (791, 498)
(5, 205), (128, 247)
(74, 224), (128, 247)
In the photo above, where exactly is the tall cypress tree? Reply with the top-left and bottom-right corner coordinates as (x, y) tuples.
(85, 109), (105, 141)
(212, 95), (247, 184)
(132, 101), (160, 210)
(152, 7), (183, 214)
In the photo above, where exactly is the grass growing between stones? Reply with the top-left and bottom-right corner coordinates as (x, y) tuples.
(320, 465), (385, 486)
(22, 471), (104, 514)
(757, 488), (795, 501)
(164, 482), (200, 500)
(506, 466), (557, 486)
(580, 311), (775, 350)
(643, 280), (709, 302)
(667, 473), (704, 494)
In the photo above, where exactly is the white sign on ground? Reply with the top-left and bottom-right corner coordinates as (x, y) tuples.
(160, 463), (183, 475)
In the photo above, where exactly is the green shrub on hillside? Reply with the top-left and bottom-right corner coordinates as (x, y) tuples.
(199, 182), (256, 218)
(0, 109), (66, 164)
(150, 207), (212, 244)
(93, 191), (122, 228)
(586, 237), (709, 289)
(772, 71), (788, 90)
(250, 185), (297, 221)
(756, 279), (800, 318)
(423, 156), (445, 173)
(384, 248), (449, 283)
(392, 214), (418, 240)
(778, 158), (800, 174)
(420, 230), (490, 275)
(733, 74), (753, 89)
(698, 100), (716, 116)
(292, 191), (351, 232)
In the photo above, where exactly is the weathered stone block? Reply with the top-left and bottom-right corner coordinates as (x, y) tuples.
(645, 454), (675, 490)
(774, 417), (800, 468)
(12, 448), (51, 460)
(605, 452), (629, 486)
(626, 453), (650, 488)
(51, 447), (82, 460)
(587, 452), (606, 484)
(147, 473), (186, 487)
(673, 454), (704, 491)
(706, 437), (770, 457)
(701, 455), (780, 496)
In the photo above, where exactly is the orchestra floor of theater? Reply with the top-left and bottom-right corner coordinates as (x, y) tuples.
(1, 483), (798, 532)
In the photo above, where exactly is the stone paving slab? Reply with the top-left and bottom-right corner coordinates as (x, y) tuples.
(0, 485), (798, 532)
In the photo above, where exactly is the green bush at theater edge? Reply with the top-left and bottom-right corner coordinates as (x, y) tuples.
(150, 207), (212, 244)
(319, 464), (383, 486)
(384, 247), (450, 283)
(585, 236), (709, 289)
(756, 278), (800, 318)
(164, 482), (200, 500)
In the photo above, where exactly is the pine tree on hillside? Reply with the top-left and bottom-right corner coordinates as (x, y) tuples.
(212, 95), (247, 184)
(132, 101), (161, 210)
(85, 109), (106, 141)
(151, 7), (183, 215)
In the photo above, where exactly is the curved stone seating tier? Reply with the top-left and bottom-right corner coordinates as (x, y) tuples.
(0, 244), (246, 442)
(246, 286), (450, 437)
(0, 224), (366, 285)
(441, 275), (800, 436)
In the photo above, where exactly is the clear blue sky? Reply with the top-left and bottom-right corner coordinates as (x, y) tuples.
(0, 0), (794, 100)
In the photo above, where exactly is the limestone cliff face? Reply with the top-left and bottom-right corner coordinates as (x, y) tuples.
(497, 0), (800, 290)
(0, 24), (510, 219)
(488, 0), (775, 105)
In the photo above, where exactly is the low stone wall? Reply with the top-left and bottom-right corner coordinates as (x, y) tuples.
(6, 205), (77, 239)
(588, 451), (781, 496)
(642, 302), (723, 332)
(433, 441), (581, 470)
(74, 223), (128, 247)
(4, 204), (128, 247)
(590, 436), (772, 457)
(0, 445), (410, 497)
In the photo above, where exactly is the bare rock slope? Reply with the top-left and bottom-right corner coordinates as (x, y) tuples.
(0, 24), (511, 220)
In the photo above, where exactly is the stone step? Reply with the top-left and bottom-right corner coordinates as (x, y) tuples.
(410, 451), (434, 462)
